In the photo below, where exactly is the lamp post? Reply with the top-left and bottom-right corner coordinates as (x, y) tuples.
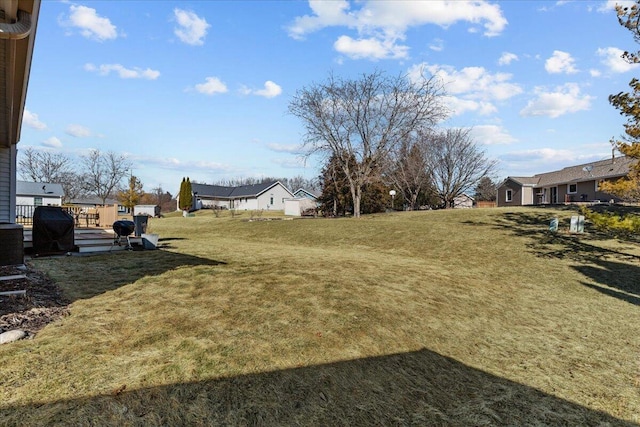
(389, 190), (396, 211)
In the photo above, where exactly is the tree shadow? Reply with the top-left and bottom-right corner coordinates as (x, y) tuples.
(497, 209), (640, 306)
(574, 258), (640, 306)
(0, 348), (634, 426)
(30, 249), (227, 303)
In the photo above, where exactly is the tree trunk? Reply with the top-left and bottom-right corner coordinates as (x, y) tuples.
(352, 185), (361, 218)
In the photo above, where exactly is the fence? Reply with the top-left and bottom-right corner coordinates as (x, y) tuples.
(14, 205), (120, 227)
(476, 201), (497, 208)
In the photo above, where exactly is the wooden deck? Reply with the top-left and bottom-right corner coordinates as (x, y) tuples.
(23, 228), (145, 254)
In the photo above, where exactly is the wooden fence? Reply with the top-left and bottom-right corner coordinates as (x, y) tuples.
(476, 201), (497, 208)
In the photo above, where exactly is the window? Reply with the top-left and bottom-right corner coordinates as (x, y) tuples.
(595, 181), (600, 192)
(568, 183), (577, 194)
(505, 189), (512, 202)
(270, 196), (274, 205)
(34, 197), (43, 206)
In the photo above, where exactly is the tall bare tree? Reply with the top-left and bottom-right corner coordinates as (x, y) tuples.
(81, 149), (132, 205)
(289, 70), (446, 217)
(18, 147), (82, 203)
(426, 128), (497, 208)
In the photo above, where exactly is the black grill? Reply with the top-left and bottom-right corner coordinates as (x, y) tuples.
(112, 220), (135, 249)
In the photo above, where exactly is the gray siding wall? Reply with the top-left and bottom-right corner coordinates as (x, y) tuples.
(0, 146), (16, 223)
(497, 180), (524, 207)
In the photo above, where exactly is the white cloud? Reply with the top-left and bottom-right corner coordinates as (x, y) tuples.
(597, 0), (636, 13)
(65, 124), (91, 138)
(84, 63), (160, 80)
(65, 5), (117, 41)
(498, 52), (518, 66)
(272, 157), (307, 169)
(443, 96), (497, 116)
(255, 81), (283, 98)
(287, 1), (507, 60)
(596, 47), (640, 73)
(520, 83), (593, 118)
(409, 63), (522, 117)
(429, 38), (444, 52)
(469, 125), (517, 145)
(23, 109), (47, 130)
(545, 50), (578, 74)
(42, 137), (62, 148)
(195, 77), (228, 95)
(267, 143), (301, 153)
(415, 63), (522, 101)
(334, 35), (409, 60)
(128, 154), (235, 175)
(174, 9), (210, 46)
(590, 69), (602, 77)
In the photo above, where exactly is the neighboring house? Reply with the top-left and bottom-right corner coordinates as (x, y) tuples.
(16, 181), (63, 206)
(453, 194), (474, 209)
(497, 156), (633, 207)
(293, 188), (319, 200)
(0, 1), (40, 265)
(181, 181), (295, 211)
(285, 188), (320, 216)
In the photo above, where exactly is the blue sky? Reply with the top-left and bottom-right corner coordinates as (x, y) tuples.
(19, 0), (640, 194)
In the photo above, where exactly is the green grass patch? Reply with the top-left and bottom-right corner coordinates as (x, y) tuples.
(1, 207), (639, 425)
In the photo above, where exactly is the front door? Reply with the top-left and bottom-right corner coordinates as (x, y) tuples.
(550, 187), (558, 204)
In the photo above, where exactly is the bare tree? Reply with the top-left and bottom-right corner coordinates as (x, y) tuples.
(18, 147), (83, 203)
(426, 128), (498, 208)
(384, 135), (432, 210)
(81, 149), (132, 205)
(289, 70), (447, 217)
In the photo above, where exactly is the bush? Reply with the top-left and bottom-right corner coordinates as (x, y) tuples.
(580, 206), (640, 238)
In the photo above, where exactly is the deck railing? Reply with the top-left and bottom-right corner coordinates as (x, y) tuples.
(15, 205), (100, 227)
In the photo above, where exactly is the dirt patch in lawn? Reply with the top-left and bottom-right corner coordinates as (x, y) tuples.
(0, 263), (69, 336)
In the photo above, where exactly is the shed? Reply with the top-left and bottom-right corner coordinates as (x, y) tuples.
(133, 205), (161, 217)
(285, 198), (318, 216)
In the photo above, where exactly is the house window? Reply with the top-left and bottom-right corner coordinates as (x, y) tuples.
(34, 197), (43, 207)
(505, 189), (512, 202)
(270, 196), (274, 205)
(568, 183), (577, 194)
(595, 181), (600, 192)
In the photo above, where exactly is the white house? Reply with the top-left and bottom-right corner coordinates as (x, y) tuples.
(453, 194), (474, 209)
(16, 181), (63, 207)
(183, 181), (295, 211)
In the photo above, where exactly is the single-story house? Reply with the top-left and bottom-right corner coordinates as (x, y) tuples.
(293, 188), (319, 200)
(16, 181), (63, 207)
(497, 156), (633, 207)
(453, 194), (474, 209)
(182, 181), (295, 211)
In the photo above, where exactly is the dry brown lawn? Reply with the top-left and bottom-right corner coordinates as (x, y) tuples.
(0, 207), (638, 426)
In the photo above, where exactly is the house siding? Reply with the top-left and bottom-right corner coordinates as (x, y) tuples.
(497, 179), (525, 207)
(16, 195), (62, 206)
(0, 146), (16, 223)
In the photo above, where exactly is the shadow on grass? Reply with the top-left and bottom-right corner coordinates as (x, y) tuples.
(1, 348), (634, 426)
(497, 208), (640, 306)
(574, 258), (640, 306)
(33, 250), (227, 303)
